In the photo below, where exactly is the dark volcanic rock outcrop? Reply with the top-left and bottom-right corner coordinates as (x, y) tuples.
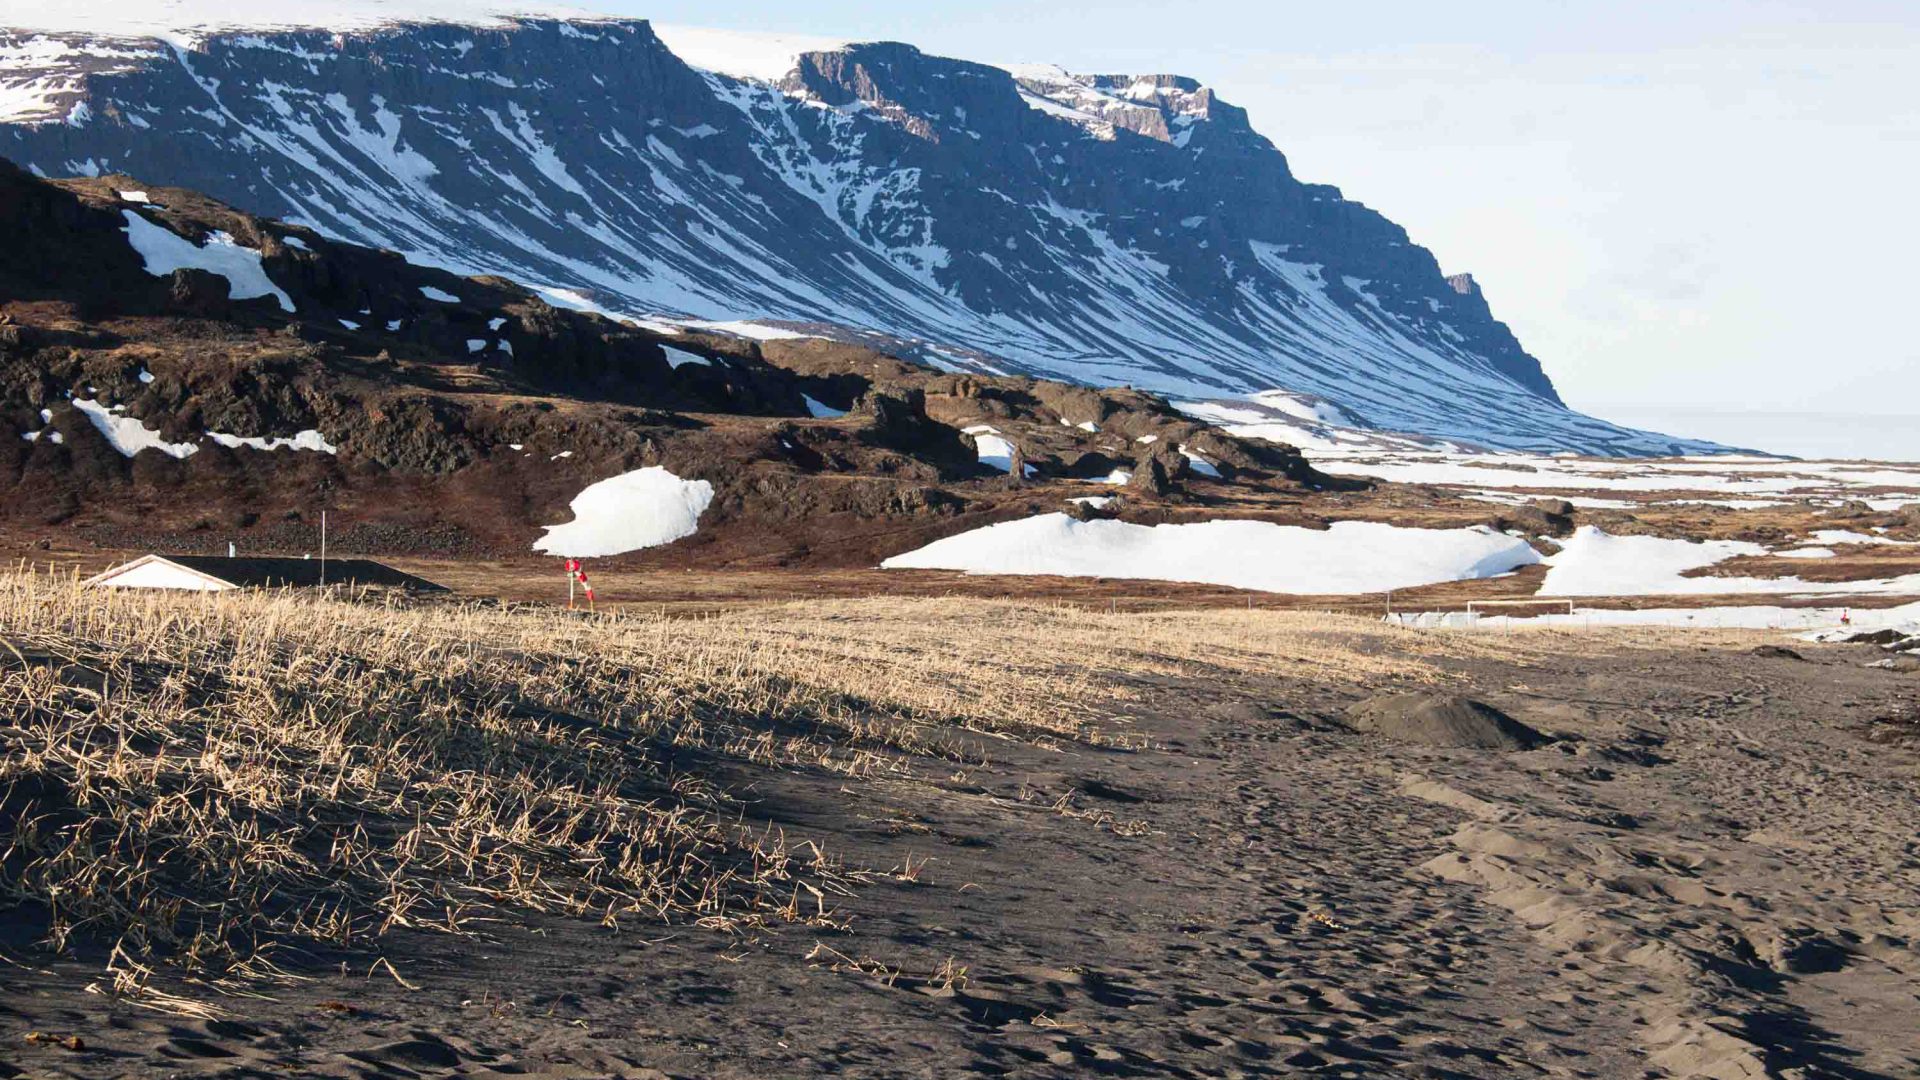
(0, 160), (1341, 563)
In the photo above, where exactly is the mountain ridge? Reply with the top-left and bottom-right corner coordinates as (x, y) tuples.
(0, 12), (1719, 455)
(4, 157), (1383, 562)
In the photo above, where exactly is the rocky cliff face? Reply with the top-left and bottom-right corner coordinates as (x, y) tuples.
(0, 16), (1710, 454)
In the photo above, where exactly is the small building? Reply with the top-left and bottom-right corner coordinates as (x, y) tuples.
(81, 554), (445, 593)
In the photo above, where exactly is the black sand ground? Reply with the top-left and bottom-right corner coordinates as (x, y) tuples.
(5, 634), (1918, 1079)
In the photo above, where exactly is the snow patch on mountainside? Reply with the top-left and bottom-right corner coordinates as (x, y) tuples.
(963, 425), (1033, 476)
(0, 0), (599, 39)
(121, 210), (295, 312)
(651, 25), (850, 82)
(661, 345), (709, 369)
(802, 394), (847, 419)
(71, 398), (199, 458)
(533, 466), (714, 558)
(1, 35), (166, 122)
(1295, 447), (1920, 505)
(207, 429), (337, 453)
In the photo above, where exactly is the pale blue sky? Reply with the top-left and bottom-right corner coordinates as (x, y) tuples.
(614, 1), (1919, 438)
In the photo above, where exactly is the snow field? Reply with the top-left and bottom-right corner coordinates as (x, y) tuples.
(1462, 601), (1920, 634)
(882, 516), (1540, 594)
(1539, 527), (1920, 597)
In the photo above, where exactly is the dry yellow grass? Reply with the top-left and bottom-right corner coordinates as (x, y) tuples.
(0, 573), (901, 998)
(703, 595), (1568, 726)
(0, 569), (1719, 1002)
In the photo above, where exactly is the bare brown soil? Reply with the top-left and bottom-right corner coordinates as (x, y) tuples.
(1703, 546), (1920, 583)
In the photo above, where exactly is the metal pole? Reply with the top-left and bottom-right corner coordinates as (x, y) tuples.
(320, 510), (327, 587)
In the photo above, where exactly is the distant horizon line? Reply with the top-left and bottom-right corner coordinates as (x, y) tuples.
(1579, 405), (1920, 421)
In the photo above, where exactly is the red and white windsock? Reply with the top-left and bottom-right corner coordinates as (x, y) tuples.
(564, 558), (595, 608)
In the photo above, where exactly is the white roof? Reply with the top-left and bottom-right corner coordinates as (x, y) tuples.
(80, 554), (237, 590)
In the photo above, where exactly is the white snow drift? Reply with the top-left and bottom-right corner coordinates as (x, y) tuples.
(1466, 601), (1920, 633)
(120, 210), (294, 312)
(207, 429), (337, 454)
(1178, 447), (1221, 478)
(71, 398), (199, 458)
(533, 466), (714, 558)
(662, 345), (710, 369)
(962, 425), (1035, 476)
(69, 397), (338, 458)
(1540, 526), (1920, 597)
(803, 394), (848, 419)
(1538, 529), (1765, 597)
(882, 515), (1540, 594)
(651, 25), (851, 82)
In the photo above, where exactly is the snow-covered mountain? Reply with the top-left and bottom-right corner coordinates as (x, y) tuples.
(0, 6), (1716, 455)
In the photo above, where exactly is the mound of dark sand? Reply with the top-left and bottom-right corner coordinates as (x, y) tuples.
(1347, 693), (1550, 750)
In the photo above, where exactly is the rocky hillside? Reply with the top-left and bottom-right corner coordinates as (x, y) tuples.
(0, 158), (1349, 563)
(0, 11), (1713, 455)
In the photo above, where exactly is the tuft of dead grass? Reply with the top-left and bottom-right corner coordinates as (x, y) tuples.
(0, 572), (911, 996)
(702, 595), (1520, 730)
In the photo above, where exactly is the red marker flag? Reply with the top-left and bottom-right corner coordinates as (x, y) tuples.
(567, 559), (595, 609)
